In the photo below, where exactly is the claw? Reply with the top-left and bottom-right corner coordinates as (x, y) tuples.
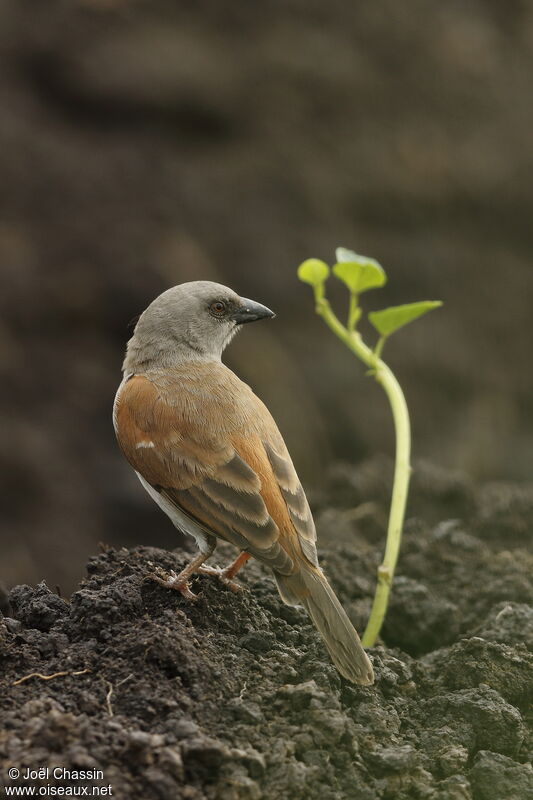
(144, 569), (198, 602)
(197, 564), (245, 593)
(143, 551), (250, 600)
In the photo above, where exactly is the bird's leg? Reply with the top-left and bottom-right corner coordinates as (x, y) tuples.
(144, 541), (216, 602)
(197, 551), (251, 592)
(223, 551), (251, 580)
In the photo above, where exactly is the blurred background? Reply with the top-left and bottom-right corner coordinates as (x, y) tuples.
(1, 0), (532, 592)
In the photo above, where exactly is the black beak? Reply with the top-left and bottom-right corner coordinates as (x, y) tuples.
(231, 298), (276, 324)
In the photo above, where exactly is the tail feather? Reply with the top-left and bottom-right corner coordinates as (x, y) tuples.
(275, 568), (374, 685)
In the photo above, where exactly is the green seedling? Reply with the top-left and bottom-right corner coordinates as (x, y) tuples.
(298, 248), (442, 647)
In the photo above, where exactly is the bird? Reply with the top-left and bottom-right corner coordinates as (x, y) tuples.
(113, 280), (374, 685)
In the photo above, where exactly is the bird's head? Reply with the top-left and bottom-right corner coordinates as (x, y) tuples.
(123, 280), (275, 372)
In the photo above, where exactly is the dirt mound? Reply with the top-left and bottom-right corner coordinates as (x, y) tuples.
(1, 466), (532, 799)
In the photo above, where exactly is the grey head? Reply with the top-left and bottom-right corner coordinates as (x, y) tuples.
(123, 280), (275, 373)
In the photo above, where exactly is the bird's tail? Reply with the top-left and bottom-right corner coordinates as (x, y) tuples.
(275, 567), (374, 685)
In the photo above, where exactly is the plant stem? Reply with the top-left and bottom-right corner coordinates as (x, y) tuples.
(374, 335), (386, 360)
(314, 298), (411, 647)
(348, 293), (359, 331)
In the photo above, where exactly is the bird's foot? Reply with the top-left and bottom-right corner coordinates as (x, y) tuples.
(197, 564), (245, 593)
(144, 569), (198, 602)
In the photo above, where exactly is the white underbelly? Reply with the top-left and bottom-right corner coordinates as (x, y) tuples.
(136, 471), (210, 553)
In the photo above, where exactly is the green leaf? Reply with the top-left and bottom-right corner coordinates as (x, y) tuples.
(297, 258), (330, 287)
(332, 248), (386, 293)
(368, 301), (443, 337)
(335, 247), (361, 263)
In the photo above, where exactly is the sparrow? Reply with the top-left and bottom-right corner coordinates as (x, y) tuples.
(113, 281), (374, 685)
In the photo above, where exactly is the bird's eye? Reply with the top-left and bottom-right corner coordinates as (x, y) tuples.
(210, 300), (227, 316)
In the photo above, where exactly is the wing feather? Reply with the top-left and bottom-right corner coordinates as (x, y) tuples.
(115, 370), (318, 574)
(262, 440), (319, 567)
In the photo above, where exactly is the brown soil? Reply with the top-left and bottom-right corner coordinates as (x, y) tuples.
(1, 462), (532, 799)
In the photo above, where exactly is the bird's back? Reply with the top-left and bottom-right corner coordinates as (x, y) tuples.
(114, 360), (374, 685)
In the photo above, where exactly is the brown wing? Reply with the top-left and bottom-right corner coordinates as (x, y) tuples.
(114, 373), (316, 575)
(262, 438), (319, 568)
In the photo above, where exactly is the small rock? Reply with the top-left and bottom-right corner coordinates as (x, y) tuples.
(64, 746), (99, 770)
(308, 708), (352, 747)
(419, 726), (469, 778)
(372, 649), (414, 691)
(182, 736), (231, 778)
(228, 698), (264, 724)
(173, 719), (201, 739)
(144, 767), (180, 799)
(275, 680), (329, 711)
(366, 744), (417, 773)
(239, 630), (276, 654)
(439, 637), (532, 708)
(127, 730), (165, 752)
(434, 774), (472, 800)
(157, 747), (184, 781)
(230, 747), (265, 778)
(354, 701), (401, 736)
(70, 576), (144, 633)
(301, 749), (330, 769)
(425, 687), (525, 757)
(469, 751), (533, 800)
(9, 582), (69, 632)
(3, 617), (22, 633)
(217, 773), (261, 800)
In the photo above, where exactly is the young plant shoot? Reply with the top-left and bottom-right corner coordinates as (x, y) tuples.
(297, 248), (442, 646)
